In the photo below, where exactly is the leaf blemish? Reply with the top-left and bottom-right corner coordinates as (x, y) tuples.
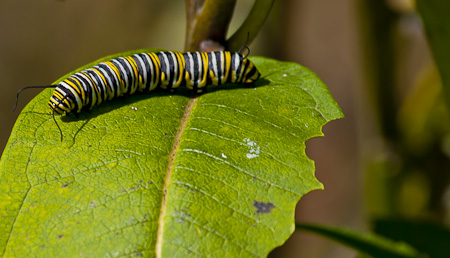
(130, 184), (141, 190)
(253, 201), (275, 214)
(244, 138), (260, 159)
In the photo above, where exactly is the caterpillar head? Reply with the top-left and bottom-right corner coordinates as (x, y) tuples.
(47, 86), (76, 142)
(13, 84), (69, 142)
(48, 87), (73, 115)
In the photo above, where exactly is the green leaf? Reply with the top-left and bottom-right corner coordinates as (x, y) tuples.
(295, 223), (424, 258)
(374, 218), (450, 258)
(0, 49), (342, 257)
(417, 0), (450, 107)
(398, 64), (447, 155)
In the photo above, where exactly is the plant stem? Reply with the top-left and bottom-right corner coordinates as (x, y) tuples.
(185, 0), (237, 52)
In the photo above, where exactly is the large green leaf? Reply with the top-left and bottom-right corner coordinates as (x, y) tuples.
(0, 50), (342, 257)
(417, 0), (450, 107)
(296, 223), (423, 258)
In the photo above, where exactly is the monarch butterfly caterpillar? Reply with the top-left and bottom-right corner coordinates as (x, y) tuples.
(13, 49), (261, 141)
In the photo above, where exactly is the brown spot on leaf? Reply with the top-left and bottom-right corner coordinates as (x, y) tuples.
(253, 201), (275, 214)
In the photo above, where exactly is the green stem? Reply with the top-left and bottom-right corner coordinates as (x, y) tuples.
(226, 0), (275, 51)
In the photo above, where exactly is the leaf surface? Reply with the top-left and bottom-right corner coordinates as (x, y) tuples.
(0, 50), (342, 257)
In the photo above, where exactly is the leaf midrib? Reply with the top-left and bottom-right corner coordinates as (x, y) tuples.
(155, 96), (199, 257)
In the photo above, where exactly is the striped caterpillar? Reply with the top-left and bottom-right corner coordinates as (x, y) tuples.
(14, 50), (261, 141)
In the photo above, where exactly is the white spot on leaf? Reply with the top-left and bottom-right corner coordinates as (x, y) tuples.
(244, 138), (260, 159)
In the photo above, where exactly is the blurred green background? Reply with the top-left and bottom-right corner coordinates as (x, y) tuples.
(0, 0), (434, 257)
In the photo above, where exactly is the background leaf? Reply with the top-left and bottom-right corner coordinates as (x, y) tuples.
(417, 0), (450, 107)
(374, 218), (450, 258)
(0, 50), (342, 257)
(296, 223), (423, 258)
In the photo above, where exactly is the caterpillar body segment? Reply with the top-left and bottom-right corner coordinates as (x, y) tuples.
(49, 51), (260, 115)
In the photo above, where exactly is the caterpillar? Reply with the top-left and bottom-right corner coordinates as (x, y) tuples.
(14, 49), (261, 141)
